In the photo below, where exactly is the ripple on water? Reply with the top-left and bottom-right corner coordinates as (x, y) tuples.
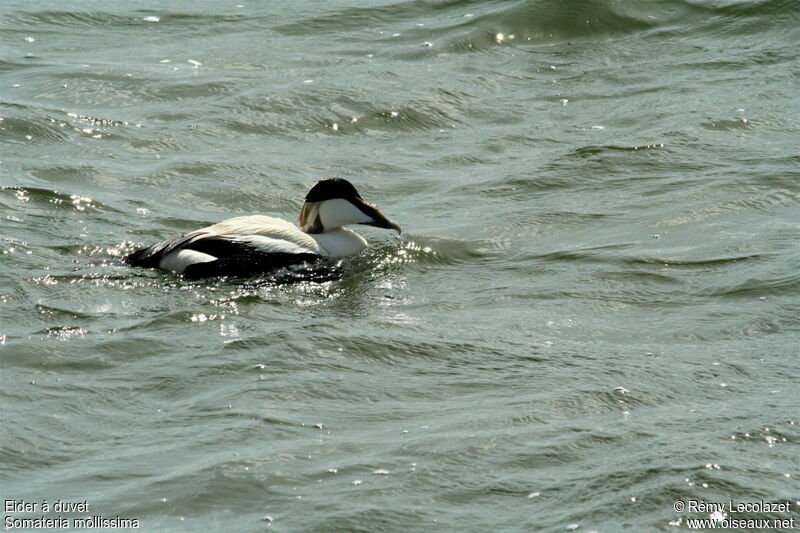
(0, 185), (115, 216)
(231, 88), (465, 137)
(5, 9), (255, 31)
(146, 80), (237, 101)
(655, 189), (799, 226)
(0, 114), (71, 144)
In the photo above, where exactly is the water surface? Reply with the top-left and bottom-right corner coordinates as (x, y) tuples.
(1, 1), (799, 531)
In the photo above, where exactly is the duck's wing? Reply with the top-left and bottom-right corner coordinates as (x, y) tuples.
(181, 247), (337, 282)
(125, 230), (207, 269)
(125, 215), (328, 276)
(178, 234), (324, 279)
(125, 231), (326, 279)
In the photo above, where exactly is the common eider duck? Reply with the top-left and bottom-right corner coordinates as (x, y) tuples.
(125, 178), (400, 279)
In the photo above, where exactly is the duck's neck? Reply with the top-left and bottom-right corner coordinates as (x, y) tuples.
(309, 228), (367, 257)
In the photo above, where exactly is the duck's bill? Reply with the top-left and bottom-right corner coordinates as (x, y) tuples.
(352, 197), (401, 234)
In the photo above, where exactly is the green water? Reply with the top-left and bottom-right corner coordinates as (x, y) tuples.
(1, 1), (798, 531)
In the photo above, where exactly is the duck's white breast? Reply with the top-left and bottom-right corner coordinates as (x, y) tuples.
(312, 228), (367, 257)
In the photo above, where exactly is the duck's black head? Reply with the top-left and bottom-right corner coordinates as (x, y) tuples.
(299, 178), (401, 235)
(305, 178), (362, 203)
